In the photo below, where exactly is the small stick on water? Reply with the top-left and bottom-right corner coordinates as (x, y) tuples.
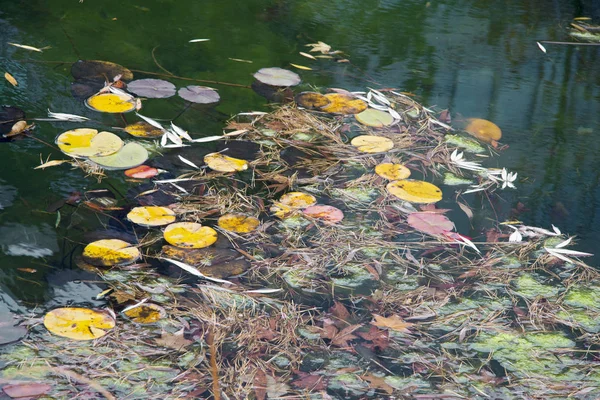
(208, 327), (221, 400)
(538, 40), (600, 46)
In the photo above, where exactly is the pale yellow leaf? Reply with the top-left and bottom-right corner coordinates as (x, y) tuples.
(4, 72), (17, 87)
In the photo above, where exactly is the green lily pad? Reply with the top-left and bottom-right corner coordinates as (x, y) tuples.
(89, 142), (149, 170)
(355, 108), (394, 127)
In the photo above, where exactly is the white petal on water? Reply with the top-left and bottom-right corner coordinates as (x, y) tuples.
(161, 258), (233, 285)
(136, 112), (166, 130)
(178, 155), (200, 169)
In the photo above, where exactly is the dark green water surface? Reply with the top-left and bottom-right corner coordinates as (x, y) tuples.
(0, 0), (599, 314)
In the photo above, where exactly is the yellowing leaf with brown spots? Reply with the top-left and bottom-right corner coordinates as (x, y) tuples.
(386, 179), (442, 204)
(218, 213), (260, 233)
(82, 239), (141, 267)
(351, 135), (394, 153)
(44, 307), (115, 340)
(124, 121), (164, 138)
(123, 303), (166, 324)
(464, 118), (502, 146)
(127, 206), (176, 227)
(163, 222), (218, 249)
(371, 314), (414, 333)
(204, 152), (248, 172)
(319, 93), (367, 114)
(86, 92), (136, 113)
(295, 92), (330, 109)
(375, 163), (411, 180)
(4, 72), (17, 87)
(278, 192), (317, 208)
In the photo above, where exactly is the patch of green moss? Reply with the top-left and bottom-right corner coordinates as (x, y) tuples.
(384, 376), (430, 391)
(512, 273), (560, 299)
(556, 309), (600, 333)
(563, 286), (600, 310)
(444, 134), (486, 153)
(443, 172), (474, 186)
(331, 187), (379, 203)
(330, 264), (378, 295)
(327, 373), (369, 396)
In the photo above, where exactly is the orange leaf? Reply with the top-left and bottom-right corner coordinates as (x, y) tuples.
(371, 314), (414, 333)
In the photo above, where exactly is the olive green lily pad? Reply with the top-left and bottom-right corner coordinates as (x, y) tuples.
(89, 142), (149, 170)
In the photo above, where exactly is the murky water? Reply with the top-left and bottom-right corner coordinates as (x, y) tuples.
(0, 0), (599, 377)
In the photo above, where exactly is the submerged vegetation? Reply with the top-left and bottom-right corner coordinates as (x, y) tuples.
(2, 37), (600, 400)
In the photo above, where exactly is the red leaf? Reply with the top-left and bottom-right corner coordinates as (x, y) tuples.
(253, 369), (267, 400)
(291, 372), (327, 391)
(329, 301), (351, 326)
(3, 383), (52, 398)
(124, 165), (159, 179)
(407, 212), (454, 236)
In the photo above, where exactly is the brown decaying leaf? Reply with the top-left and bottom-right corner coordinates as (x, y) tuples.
(371, 314), (414, 333)
(357, 325), (389, 350)
(362, 374), (394, 395)
(291, 372), (327, 391)
(154, 328), (192, 350)
(2, 382), (52, 398)
(329, 301), (351, 326)
(253, 369), (267, 400)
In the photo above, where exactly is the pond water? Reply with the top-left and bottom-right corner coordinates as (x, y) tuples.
(0, 0), (599, 395)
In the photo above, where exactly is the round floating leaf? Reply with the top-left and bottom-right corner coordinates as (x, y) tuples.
(303, 205), (344, 223)
(350, 135), (394, 153)
(386, 180), (443, 204)
(71, 60), (133, 81)
(217, 213), (260, 233)
(56, 129), (123, 158)
(89, 142), (149, 170)
(355, 108), (394, 127)
(127, 206), (176, 227)
(204, 152), (248, 172)
(253, 67), (301, 87)
(375, 163), (411, 180)
(407, 212), (455, 235)
(279, 192), (317, 208)
(86, 92), (136, 113)
(82, 239), (141, 267)
(127, 78), (176, 98)
(295, 92), (330, 109)
(124, 121), (164, 138)
(163, 222), (218, 249)
(319, 93), (367, 114)
(125, 165), (159, 179)
(178, 85), (220, 104)
(464, 118), (502, 145)
(123, 303), (166, 324)
(43, 307), (115, 341)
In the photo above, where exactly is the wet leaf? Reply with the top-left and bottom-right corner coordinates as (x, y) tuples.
(71, 60), (133, 81)
(253, 67), (301, 87)
(278, 192), (317, 208)
(124, 121), (164, 138)
(178, 85), (220, 104)
(306, 41), (331, 54)
(302, 205), (344, 223)
(161, 245), (249, 278)
(407, 212), (455, 235)
(82, 239), (141, 267)
(319, 93), (367, 114)
(89, 142), (149, 170)
(266, 375), (290, 399)
(43, 307), (115, 340)
(464, 118), (502, 145)
(7, 42), (49, 52)
(294, 92), (330, 109)
(386, 180), (443, 204)
(355, 108), (394, 127)
(163, 222), (218, 249)
(86, 92), (136, 113)
(375, 163), (411, 180)
(217, 213), (260, 233)
(290, 63), (312, 70)
(299, 51), (317, 60)
(4, 120), (33, 138)
(371, 314), (414, 333)
(124, 165), (159, 178)
(155, 328), (192, 350)
(363, 374), (394, 395)
(204, 152), (248, 172)
(4, 72), (17, 87)
(56, 129), (123, 158)
(123, 303), (166, 324)
(2, 382), (52, 398)
(350, 135), (394, 153)
(34, 159), (71, 170)
(127, 78), (176, 98)
(0, 105), (25, 136)
(127, 206), (176, 227)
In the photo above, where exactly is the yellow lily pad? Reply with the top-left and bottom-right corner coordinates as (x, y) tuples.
(127, 206), (176, 227)
(163, 222), (218, 249)
(319, 93), (367, 114)
(386, 179), (443, 204)
(124, 121), (164, 138)
(56, 129), (123, 158)
(350, 135), (394, 153)
(375, 163), (411, 180)
(82, 239), (141, 267)
(123, 303), (166, 324)
(89, 142), (149, 170)
(204, 152), (248, 172)
(279, 192), (317, 208)
(44, 307), (115, 341)
(217, 213), (260, 233)
(355, 108), (394, 127)
(86, 92), (136, 113)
